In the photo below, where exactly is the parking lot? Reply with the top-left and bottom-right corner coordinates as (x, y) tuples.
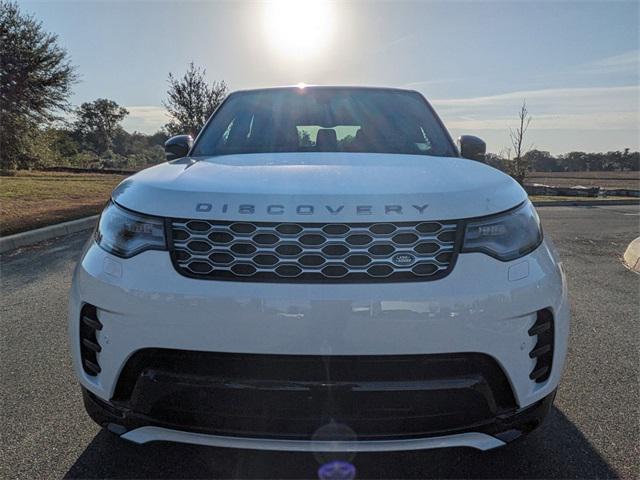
(1, 205), (638, 479)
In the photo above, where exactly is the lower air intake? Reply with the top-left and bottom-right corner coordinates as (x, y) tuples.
(80, 304), (103, 376)
(112, 350), (517, 440)
(528, 308), (554, 383)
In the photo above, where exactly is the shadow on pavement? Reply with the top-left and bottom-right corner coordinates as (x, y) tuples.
(64, 407), (618, 479)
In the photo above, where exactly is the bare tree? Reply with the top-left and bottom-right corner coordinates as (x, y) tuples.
(507, 100), (532, 185)
(499, 147), (512, 161)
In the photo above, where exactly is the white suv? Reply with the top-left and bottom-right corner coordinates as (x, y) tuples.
(69, 86), (569, 452)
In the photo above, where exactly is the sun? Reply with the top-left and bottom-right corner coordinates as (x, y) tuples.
(263, 0), (333, 60)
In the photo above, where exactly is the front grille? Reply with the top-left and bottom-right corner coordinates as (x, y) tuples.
(170, 219), (461, 282)
(113, 350), (517, 440)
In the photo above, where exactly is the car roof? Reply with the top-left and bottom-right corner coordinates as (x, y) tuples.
(229, 85), (422, 96)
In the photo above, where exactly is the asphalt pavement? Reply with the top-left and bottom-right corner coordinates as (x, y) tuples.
(1, 205), (638, 479)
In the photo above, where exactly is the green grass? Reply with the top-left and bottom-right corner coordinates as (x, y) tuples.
(0, 171), (127, 236)
(0, 172), (125, 200)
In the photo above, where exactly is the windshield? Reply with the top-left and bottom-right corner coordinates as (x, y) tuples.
(191, 87), (457, 157)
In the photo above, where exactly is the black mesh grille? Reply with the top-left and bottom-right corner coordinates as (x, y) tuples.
(170, 219), (461, 282)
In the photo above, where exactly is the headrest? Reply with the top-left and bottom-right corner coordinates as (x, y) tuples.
(316, 129), (338, 151)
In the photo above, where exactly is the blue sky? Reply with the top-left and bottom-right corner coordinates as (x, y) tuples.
(20, 0), (640, 154)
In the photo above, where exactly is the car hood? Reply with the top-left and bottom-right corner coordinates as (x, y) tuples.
(112, 152), (526, 222)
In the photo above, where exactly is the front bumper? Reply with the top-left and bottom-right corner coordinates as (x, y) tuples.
(83, 385), (556, 451)
(69, 238), (569, 449)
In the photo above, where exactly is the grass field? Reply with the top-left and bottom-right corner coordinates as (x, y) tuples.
(527, 171), (640, 189)
(0, 171), (126, 236)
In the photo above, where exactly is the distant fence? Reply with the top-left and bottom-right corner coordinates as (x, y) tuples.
(527, 175), (639, 181)
(525, 184), (640, 198)
(43, 166), (138, 175)
(603, 189), (640, 197)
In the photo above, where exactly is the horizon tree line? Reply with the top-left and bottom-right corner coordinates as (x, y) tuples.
(1, 0), (638, 177)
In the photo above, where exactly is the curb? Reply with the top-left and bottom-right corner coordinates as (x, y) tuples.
(533, 199), (640, 207)
(0, 215), (98, 254)
(623, 237), (640, 273)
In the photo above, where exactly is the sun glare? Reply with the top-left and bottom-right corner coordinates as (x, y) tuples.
(263, 0), (333, 60)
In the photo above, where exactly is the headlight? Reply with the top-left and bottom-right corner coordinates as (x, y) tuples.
(95, 201), (166, 258)
(462, 201), (542, 261)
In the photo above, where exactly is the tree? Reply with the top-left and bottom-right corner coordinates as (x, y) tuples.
(111, 129), (165, 167)
(0, 1), (77, 171)
(524, 150), (557, 172)
(506, 100), (532, 185)
(163, 62), (228, 137)
(299, 130), (313, 147)
(484, 152), (506, 171)
(620, 148), (640, 171)
(73, 99), (128, 155)
(561, 151), (588, 171)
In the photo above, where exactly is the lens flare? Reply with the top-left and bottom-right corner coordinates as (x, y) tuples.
(263, 0), (333, 60)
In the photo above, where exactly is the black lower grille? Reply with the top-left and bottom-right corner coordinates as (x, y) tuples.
(80, 304), (102, 376)
(112, 350), (517, 440)
(528, 309), (554, 383)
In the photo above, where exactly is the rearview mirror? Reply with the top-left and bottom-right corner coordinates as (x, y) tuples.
(164, 135), (194, 160)
(458, 135), (486, 162)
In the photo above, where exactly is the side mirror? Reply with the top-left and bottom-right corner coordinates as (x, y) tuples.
(164, 135), (194, 160)
(458, 135), (486, 162)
